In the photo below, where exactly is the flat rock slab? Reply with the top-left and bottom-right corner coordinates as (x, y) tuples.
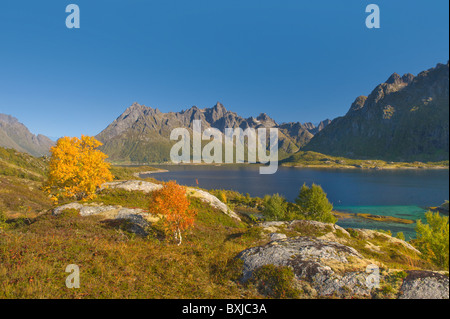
(102, 180), (163, 193)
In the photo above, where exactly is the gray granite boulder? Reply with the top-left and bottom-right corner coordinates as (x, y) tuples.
(237, 236), (377, 297)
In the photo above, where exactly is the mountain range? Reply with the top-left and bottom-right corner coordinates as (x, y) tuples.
(0, 62), (448, 163)
(304, 62), (449, 161)
(95, 102), (330, 163)
(0, 114), (54, 157)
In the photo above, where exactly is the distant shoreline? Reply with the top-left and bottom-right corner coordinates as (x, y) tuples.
(120, 162), (449, 171)
(133, 168), (169, 178)
(282, 164), (449, 170)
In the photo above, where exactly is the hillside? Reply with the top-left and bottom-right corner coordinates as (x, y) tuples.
(0, 146), (52, 217)
(96, 102), (330, 163)
(0, 114), (54, 157)
(304, 62), (449, 161)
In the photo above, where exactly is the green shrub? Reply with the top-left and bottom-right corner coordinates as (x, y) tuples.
(396, 232), (405, 241)
(415, 211), (449, 269)
(251, 265), (300, 298)
(294, 184), (337, 223)
(263, 194), (288, 221)
(249, 214), (258, 223)
(346, 228), (359, 238)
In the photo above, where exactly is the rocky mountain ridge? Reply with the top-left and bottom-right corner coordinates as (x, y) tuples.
(0, 114), (54, 157)
(304, 62), (449, 161)
(96, 102), (330, 163)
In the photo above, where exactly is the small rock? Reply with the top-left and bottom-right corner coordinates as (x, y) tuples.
(269, 233), (287, 241)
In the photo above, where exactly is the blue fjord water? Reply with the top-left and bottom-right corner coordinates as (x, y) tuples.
(144, 165), (449, 239)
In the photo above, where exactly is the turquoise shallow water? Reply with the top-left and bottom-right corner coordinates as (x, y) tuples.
(334, 205), (432, 240)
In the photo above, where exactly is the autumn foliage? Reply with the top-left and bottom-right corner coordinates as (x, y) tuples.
(149, 181), (197, 245)
(45, 135), (113, 203)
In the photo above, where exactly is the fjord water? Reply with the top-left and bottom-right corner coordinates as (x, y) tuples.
(144, 166), (449, 239)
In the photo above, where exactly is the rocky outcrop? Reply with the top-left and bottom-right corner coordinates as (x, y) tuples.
(237, 219), (433, 298)
(52, 179), (242, 234)
(259, 219), (350, 241)
(258, 219), (420, 255)
(102, 180), (241, 221)
(53, 202), (158, 236)
(352, 229), (420, 254)
(186, 188), (241, 220)
(237, 236), (377, 297)
(399, 271), (449, 299)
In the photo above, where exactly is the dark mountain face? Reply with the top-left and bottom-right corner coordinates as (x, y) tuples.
(304, 62), (449, 161)
(0, 114), (54, 157)
(96, 102), (327, 163)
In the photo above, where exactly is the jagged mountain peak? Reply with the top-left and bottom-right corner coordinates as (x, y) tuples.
(386, 72), (402, 84)
(127, 102), (147, 111)
(256, 113), (277, 127)
(386, 72), (415, 86)
(205, 102), (228, 122)
(213, 102), (226, 111)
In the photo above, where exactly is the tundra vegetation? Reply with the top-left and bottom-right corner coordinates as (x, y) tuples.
(0, 144), (448, 298)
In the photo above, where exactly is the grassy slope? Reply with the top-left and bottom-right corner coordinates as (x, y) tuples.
(0, 196), (264, 298)
(0, 147), (52, 217)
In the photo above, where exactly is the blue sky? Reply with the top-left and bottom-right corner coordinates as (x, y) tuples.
(0, 0), (448, 139)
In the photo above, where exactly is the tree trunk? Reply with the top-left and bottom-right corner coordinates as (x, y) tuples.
(174, 228), (182, 246)
(177, 229), (182, 246)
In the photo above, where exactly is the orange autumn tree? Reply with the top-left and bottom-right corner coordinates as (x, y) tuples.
(149, 181), (197, 245)
(45, 135), (113, 203)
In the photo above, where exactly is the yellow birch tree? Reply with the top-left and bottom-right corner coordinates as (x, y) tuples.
(45, 135), (113, 203)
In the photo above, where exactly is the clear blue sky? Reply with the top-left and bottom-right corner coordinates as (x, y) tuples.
(0, 0), (448, 139)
